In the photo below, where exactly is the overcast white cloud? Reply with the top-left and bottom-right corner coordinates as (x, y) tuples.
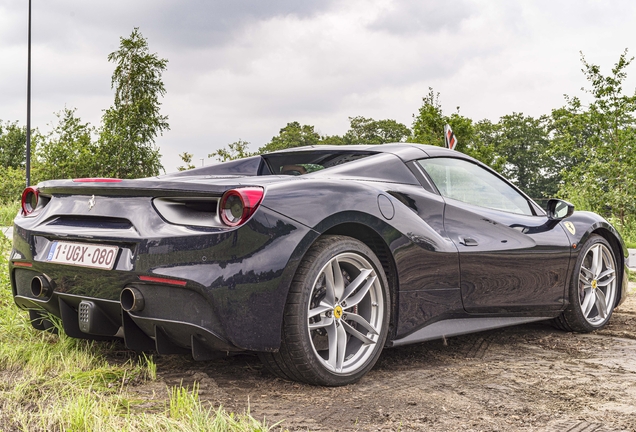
(1, 0), (636, 173)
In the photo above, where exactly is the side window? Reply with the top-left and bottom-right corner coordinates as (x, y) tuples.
(418, 158), (533, 215)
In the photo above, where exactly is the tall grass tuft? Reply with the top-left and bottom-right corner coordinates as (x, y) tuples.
(0, 201), (19, 226)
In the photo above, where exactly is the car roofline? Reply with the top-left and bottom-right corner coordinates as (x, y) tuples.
(264, 143), (453, 161)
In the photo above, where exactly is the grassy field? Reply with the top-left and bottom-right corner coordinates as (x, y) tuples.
(1, 197), (634, 430)
(0, 234), (275, 431)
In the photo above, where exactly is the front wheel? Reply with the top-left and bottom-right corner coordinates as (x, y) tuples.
(259, 235), (391, 386)
(555, 234), (618, 332)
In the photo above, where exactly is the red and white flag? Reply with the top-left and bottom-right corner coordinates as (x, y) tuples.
(444, 124), (457, 150)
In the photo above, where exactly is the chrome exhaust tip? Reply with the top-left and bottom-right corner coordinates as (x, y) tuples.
(121, 287), (145, 312)
(31, 276), (51, 298)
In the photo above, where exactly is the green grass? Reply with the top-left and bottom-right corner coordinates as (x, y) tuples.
(0, 201), (19, 226)
(0, 234), (277, 431)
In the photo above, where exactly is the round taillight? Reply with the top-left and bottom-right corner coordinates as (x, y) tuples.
(21, 187), (39, 215)
(220, 187), (264, 227)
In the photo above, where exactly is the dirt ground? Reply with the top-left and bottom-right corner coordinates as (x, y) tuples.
(131, 282), (636, 431)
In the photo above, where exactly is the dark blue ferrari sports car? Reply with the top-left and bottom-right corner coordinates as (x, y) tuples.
(9, 144), (628, 385)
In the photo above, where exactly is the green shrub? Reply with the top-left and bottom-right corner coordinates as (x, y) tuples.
(0, 167), (26, 204)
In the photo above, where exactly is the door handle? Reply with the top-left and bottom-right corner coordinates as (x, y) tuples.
(458, 236), (479, 246)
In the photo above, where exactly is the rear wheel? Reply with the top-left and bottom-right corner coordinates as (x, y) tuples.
(260, 235), (390, 386)
(555, 234), (618, 332)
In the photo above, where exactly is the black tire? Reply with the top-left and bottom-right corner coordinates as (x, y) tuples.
(259, 235), (391, 386)
(554, 234), (618, 332)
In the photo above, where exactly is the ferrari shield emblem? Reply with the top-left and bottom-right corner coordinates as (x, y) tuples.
(563, 221), (576, 235)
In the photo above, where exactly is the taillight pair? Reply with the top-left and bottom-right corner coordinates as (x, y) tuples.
(219, 187), (264, 227)
(20, 185), (264, 226)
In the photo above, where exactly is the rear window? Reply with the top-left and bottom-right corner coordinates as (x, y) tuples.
(262, 151), (375, 176)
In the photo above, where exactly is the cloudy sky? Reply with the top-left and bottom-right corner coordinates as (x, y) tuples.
(1, 0), (636, 172)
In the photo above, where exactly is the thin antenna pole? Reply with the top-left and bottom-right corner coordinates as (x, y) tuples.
(26, 0), (32, 186)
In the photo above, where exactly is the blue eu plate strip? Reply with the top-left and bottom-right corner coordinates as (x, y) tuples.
(47, 241), (58, 261)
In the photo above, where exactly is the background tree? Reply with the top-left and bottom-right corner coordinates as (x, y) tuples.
(0, 120), (29, 169)
(495, 113), (558, 198)
(0, 120), (41, 202)
(37, 108), (97, 180)
(343, 116), (410, 144)
(319, 134), (347, 145)
(211, 116), (411, 157)
(209, 139), (254, 162)
(549, 96), (594, 180)
(258, 122), (321, 153)
(177, 152), (196, 171)
(409, 88), (503, 170)
(554, 50), (636, 225)
(98, 28), (168, 178)
(409, 88), (446, 147)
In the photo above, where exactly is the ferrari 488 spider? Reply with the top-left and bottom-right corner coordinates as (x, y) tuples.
(9, 144), (628, 385)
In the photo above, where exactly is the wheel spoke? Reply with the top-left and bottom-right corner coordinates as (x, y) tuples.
(581, 288), (595, 318)
(580, 265), (594, 280)
(344, 312), (378, 336)
(330, 259), (345, 302)
(323, 265), (336, 306)
(597, 268), (616, 286)
(326, 321), (338, 370)
(342, 320), (374, 345)
(344, 276), (377, 308)
(591, 245), (603, 278)
(595, 289), (608, 319)
(308, 304), (332, 319)
(336, 322), (347, 372)
(309, 316), (333, 330)
(341, 269), (373, 304)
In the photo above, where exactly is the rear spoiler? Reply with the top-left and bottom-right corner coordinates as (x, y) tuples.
(36, 178), (255, 198)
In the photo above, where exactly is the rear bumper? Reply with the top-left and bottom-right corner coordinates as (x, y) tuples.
(9, 201), (317, 355)
(14, 292), (236, 358)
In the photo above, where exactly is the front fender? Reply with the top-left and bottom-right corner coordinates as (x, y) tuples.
(561, 211), (628, 306)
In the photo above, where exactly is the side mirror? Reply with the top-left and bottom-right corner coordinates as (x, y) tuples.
(546, 199), (574, 220)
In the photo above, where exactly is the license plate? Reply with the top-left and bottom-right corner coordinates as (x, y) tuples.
(46, 241), (119, 270)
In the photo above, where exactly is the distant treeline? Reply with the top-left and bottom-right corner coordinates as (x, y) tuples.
(206, 50), (636, 239)
(1, 31), (634, 242)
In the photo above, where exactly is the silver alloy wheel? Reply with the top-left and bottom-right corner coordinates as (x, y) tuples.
(307, 252), (384, 374)
(578, 242), (617, 326)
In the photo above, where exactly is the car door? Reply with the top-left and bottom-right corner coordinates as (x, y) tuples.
(417, 156), (572, 314)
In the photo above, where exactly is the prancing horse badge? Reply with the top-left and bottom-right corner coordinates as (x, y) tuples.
(88, 195), (95, 211)
(563, 221), (576, 235)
